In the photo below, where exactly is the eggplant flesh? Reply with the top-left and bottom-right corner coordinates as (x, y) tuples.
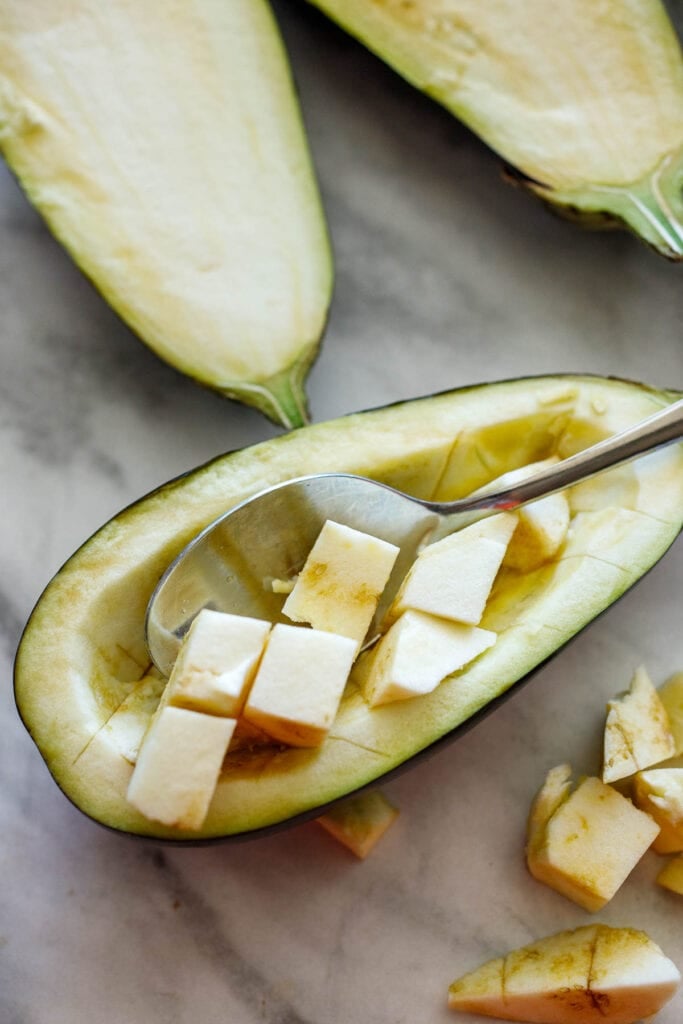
(307, 0), (683, 259)
(14, 376), (683, 841)
(0, 0), (332, 427)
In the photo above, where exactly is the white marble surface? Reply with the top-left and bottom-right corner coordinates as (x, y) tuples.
(2, 4), (683, 1022)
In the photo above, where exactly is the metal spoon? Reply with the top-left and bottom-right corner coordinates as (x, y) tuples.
(146, 397), (683, 676)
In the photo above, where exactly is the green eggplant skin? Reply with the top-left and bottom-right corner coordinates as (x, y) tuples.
(0, 0), (333, 427)
(307, 0), (683, 259)
(14, 376), (683, 842)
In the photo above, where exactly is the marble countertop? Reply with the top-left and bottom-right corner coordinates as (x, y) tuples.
(2, 4), (682, 1023)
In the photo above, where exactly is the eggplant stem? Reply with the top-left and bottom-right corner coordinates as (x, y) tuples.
(590, 154), (683, 256)
(220, 344), (318, 430)
(532, 145), (683, 260)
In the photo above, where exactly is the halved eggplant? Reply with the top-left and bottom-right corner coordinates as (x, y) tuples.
(14, 376), (683, 840)
(307, 0), (683, 259)
(0, 0), (332, 427)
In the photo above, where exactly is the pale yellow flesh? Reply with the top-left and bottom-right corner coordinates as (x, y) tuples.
(165, 610), (271, 718)
(310, 0), (683, 189)
(243, 625), (357, 748)
(526, 769), (660, 912)
(448, 925), (681, 1023)
(14, 377), (683, 839)
(126, 706), (235, 830)
(526, 763), (573, 854)
(310, 0), (683, 258)
(484, 459), (570, 572)
(602, 665), (676, 783)
(633, 768), (683, 854)
(316, 789), (399, 858)
(283, 521), (399, 650)
(505, 492), (570, 573)
(660, 672), (683, 754)
(0, 0), (331, 416)
(364, 611), (496, 706)
(386, 514), (515, 626)
(657, 856), (683, 894)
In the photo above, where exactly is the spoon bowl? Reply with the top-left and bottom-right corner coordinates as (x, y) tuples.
(146, 398), (683, 676)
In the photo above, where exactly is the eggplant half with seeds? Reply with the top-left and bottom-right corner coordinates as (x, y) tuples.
(0, 0), (332, 427)
(14, 376), (683, 841)
(307, 0), (683, 258)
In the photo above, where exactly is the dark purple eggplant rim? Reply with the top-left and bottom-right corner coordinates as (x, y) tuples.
(13, 373), (682, 845)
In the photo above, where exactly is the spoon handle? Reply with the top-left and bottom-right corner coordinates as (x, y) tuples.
(428, 396), (683, 534)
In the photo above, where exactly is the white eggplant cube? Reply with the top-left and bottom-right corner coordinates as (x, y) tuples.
(166, 609), (271, 717)
(364, 610), (496, 707)
(505, 491), (569, 571)
(633, 768), (683, 854)
(477, 459), (569, 570)
(127, 706), (235, 830)
(283, 520), (399, 649)
(527, 771), (660, 912)
(387, 514), (516, 626)
(244, 624), (356, 747)
(603, 665), (675, 783)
